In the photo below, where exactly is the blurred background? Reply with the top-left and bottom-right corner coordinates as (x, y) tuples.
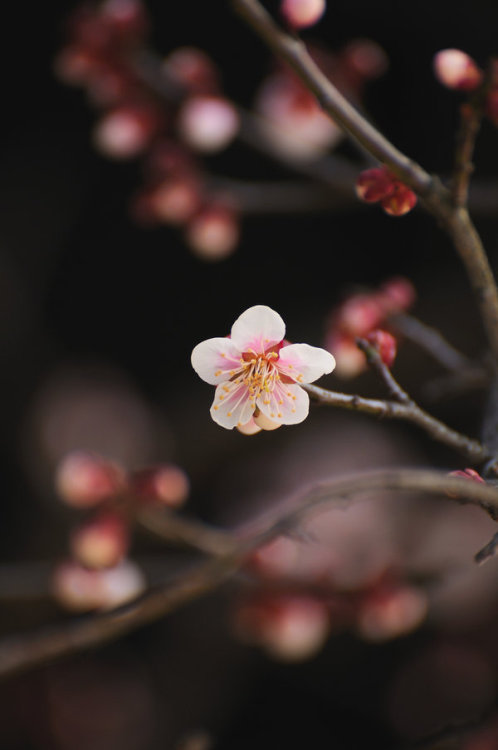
(2, 0), (498, 747)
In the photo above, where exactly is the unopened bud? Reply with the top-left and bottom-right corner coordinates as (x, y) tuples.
(253, 412), (281, 431)
(326, 334), (366, 379)
(447, 468), (486, 498)
(71, 513), (129, 569)
(280, 0), (326, 29)
(366, 329), (397, 368)
(235, 595), (330, 661)
(380, 277), (416, 313)
(381, 184), (417, 216)
(236, 418), (262, 435)
(56, 452), (125, 508)
(178, 96), (239, 153)
(186, 207), (239, 261)
(52, 559), (145, 611)
(356, 167), (395, 203)
(93, 106), (160, 159)
(149, 178), (201, 224)
(164, 47), (219, 95)
(130, 465), (190, 507)
(433, 49), (483, 91)
(357, 584), (428, 641)
(343, 39), (389, 80)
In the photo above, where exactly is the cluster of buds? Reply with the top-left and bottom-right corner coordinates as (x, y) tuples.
(55, 2), (240, 259)
(356, 166), (417, 217)
(324, 276), (416, 378)
(51, 450), (189, 611)
(233, 536), (427, 661)
(433, 49), (498, 127)
(255, 39), (388, 161)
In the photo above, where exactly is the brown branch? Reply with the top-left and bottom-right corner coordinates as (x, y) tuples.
(231, 0), (498, 367)
(137, 509), (237, 557)
(304, 381), (492, 466)
(0, 469), (497, 680)
(452, 102), (483, 208)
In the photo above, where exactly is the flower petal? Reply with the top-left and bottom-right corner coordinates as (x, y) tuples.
(256, 382), (309, 425)
(231, 305), (285, 354)
(277, 343), (336, 384)
(210, 381), (254, 429)
(191, 337), (243, 385)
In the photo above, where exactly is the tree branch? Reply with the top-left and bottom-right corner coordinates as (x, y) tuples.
(0, 469), (497, 679)
(304, 381), (493, 467)
(231, 0), (498, 367)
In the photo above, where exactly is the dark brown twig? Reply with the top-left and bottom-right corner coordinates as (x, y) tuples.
(0, 469), (497, 680)
(304, 381), (492, 467)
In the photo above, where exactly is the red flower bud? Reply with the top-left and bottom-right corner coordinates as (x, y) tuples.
(356, 167), (395, 203)
(380, 183), (417, 217)
(366, 329), (397, 368)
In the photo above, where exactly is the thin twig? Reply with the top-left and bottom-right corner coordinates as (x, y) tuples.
(389, 313), (472, 372)
(231, 0), (498, 367)
(304, 382), (492, 467)
(0, 469), (497, 680)
(137, 509), (237, 557)
(356, 338), (412, 403)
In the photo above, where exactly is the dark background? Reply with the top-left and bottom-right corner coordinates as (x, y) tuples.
(1, 0), (498, 747)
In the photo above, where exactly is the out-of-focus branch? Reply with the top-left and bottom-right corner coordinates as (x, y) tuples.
(137, 509), (237, 557)
(389, 313), (473, 372)
(231, 0), (498, 368)
(0, 469), (497, 680)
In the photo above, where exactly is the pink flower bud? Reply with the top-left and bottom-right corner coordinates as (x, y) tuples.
(100, 0), (148, 43)
(280, 0), (326, 29)
(56, 452), (125, 508)
(365, 329), (397, 368)
(130, 465), (190, 507)
(52, 561), (104, 611)
(52, 559), (145, 611)
(248, 536), (300, 578)
(186, 207), (239, 260)
(357, 584), (428, 641)
(163, 47), (219, 95)
(178, 96), (239, 153)
(380, 277), (416, 313)
(356, 167), (395, 203)
(253, 412), (281, 431)
(71, 513), (129, 569)
(148, 178), (201, 225)
(433, 49), (483, 91)
(235, 595), (330, 661)
(325, 334), (366, 379)
(381, 183), (417, 216)
(236, 418), (262, 435)
(342, 39), (389, 81)
(447, 468), (486, 497)
(93, 105), (160, 160)
(337, 294), (385, 337)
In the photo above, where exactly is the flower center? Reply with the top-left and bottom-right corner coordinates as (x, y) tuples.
(240, 351), (279, 404)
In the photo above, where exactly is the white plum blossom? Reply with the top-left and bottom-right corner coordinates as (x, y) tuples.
(191, 305), (335, 430)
